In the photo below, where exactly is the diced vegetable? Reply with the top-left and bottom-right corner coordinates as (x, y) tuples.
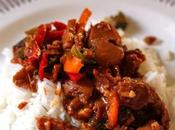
(45, 21), (66, 41)
(67, 72), (82, 82)
(107, 91), (119, 128)
(39, 52), (48, 80)
(110, 12), (128, 30)
(71, 45), (96, 64)
(63, 55), (84, 73)
(34, 25), (47, 46)
(46, 30), (65, 41)
(53, 21), (67, 30)
(114, 12), (128, 30)
(71, 45), (85, 60)
(79, 8), (92, 26)
(46, 23), (52, 31)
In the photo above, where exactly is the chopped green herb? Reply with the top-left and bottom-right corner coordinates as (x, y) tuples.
(113, 12), (128, 30)
(71, 45), (85, 60)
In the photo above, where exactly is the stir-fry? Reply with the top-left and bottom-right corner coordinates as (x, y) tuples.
(11, 8), (170, 130)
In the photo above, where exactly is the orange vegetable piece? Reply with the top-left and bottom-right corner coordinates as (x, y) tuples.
(64, 55), (84, 73)
(79, 8), (92, 26)
(107, 91), (119, 128)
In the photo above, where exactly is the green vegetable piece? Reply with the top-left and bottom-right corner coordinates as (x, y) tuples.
(114, 12), (128, 30)
(71, 45), (85, 60)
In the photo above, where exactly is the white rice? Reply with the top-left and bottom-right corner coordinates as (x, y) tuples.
(123, 37), (175, 130)
(0, 37), (175, 130)
(0, 49), (73, 130)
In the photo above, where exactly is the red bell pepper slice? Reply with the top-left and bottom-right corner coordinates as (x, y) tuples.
(34, 24), (47, 46)
(38, 52), (48, 80)
(53, 21), (66, 30)
(67, 72), (82, 82)
(46, 21), (66, 41)
(46, 30), (65, 41)
(46, 24), (52, 31)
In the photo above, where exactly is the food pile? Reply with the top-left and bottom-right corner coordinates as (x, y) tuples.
(11, 8), (170, 130)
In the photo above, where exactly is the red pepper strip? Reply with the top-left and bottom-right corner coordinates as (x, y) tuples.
(67, 72), (82, 82)
(79, 8), (92, 27)
(46, 30), (65, 41)
(46, 24), (52, 31)
(38, 52), (48, 80)
(34, 25), (47, 46)
(53, 21), (67, 30)
(107, 91), (119, 128)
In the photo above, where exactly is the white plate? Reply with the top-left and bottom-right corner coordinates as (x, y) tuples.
(0, 0), (175, 129)
(0, 0), (175, 79)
